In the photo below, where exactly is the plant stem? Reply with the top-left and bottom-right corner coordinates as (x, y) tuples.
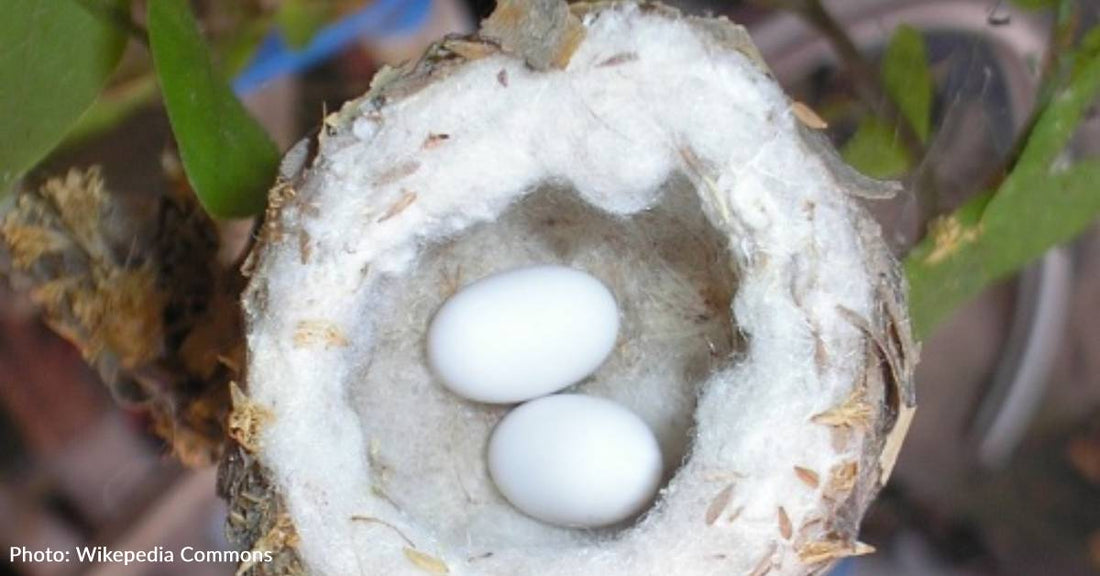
(796, 0), (927, 159)
(792, 0), (941, 236)
(983, 0), (1081, 192)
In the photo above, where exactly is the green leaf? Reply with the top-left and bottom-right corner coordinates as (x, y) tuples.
(1008, 0), (1058, 10)
(841, 117), (911, 179)
(905, 44), (1100, 339)
(881, 25), (932, 142)
(148, 0), (280, 218)
(0, 0), (127, 194)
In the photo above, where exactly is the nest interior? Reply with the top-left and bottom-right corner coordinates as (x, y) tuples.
(355, 181), (738, 550)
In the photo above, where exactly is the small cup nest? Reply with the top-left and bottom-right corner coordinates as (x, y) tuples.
(221, 2), (919, 575)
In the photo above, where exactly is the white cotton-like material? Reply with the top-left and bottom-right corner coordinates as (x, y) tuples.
(243, 4), (901, 576)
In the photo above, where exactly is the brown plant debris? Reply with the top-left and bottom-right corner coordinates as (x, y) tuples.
(792, 101), (828, 129)
(442, 38), (498, 61)
(597, 52), (639, 67)
(812, 387), (874, 429)
(797, 539), (875, 565)
(482, 0), (586, 70)
(923, 214), (981, 265)
(794, 466), (821, 488)
(220, 444), (304, 576)
(824, 462), (859, 500)
(237, 513), (300, 576)
(293, 320), (350, 349)
(262, 180), (298, 245)
(705, 483), (735, 525)
(228, 382), (272, 453)
(878, 403), (916, 483)
(778, 507), (793, 540)
(423, 133), (452, 149)
(377, 190), (418, 223)
(1, 167), (241, 466)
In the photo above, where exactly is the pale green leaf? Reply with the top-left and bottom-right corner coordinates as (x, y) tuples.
(842, 117), (911, 179)
(881, 25), (932, 142)
(0, 0), (127, 194)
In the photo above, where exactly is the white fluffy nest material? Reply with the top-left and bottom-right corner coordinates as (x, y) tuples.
(225, 2), (919, 576)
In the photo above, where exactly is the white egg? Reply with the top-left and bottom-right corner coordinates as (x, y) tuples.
(426, 265), (620, 403)
(488, 394), (664, 528)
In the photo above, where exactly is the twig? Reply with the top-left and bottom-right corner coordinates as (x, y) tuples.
(795, 0), (927, 160)
(787, 0), (941, 235)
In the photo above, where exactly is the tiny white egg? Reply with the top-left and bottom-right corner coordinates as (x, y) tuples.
(488, 394), (664, 528)
(426, 265), (620, 404)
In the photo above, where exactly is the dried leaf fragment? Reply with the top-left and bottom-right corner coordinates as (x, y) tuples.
(377, 190), (418, 223)
(403, 548), (449, 574)
(794, 466), (820, 488)
(705, 483), (735, 525)
(792, 101), (828, 129)
(825, 462), (859, 499)
(797, 540), (874, 565)
(812, 388), (873, 429)
(923, 214), (981, 265)
(778, 507), (792, 540)
(293, 320), (350, 349)
(443, 38), (498, 61)
(597, 52), (639, 67)
(879, 404), (916, 482)
(228, 382), (272, 453)
(423, 133), (452, 149)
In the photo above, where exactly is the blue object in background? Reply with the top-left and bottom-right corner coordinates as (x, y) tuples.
(233, 0), (434, 95)
(830, 558), (854, 576)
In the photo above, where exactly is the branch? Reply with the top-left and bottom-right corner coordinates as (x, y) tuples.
(790, 0), (941, 233)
